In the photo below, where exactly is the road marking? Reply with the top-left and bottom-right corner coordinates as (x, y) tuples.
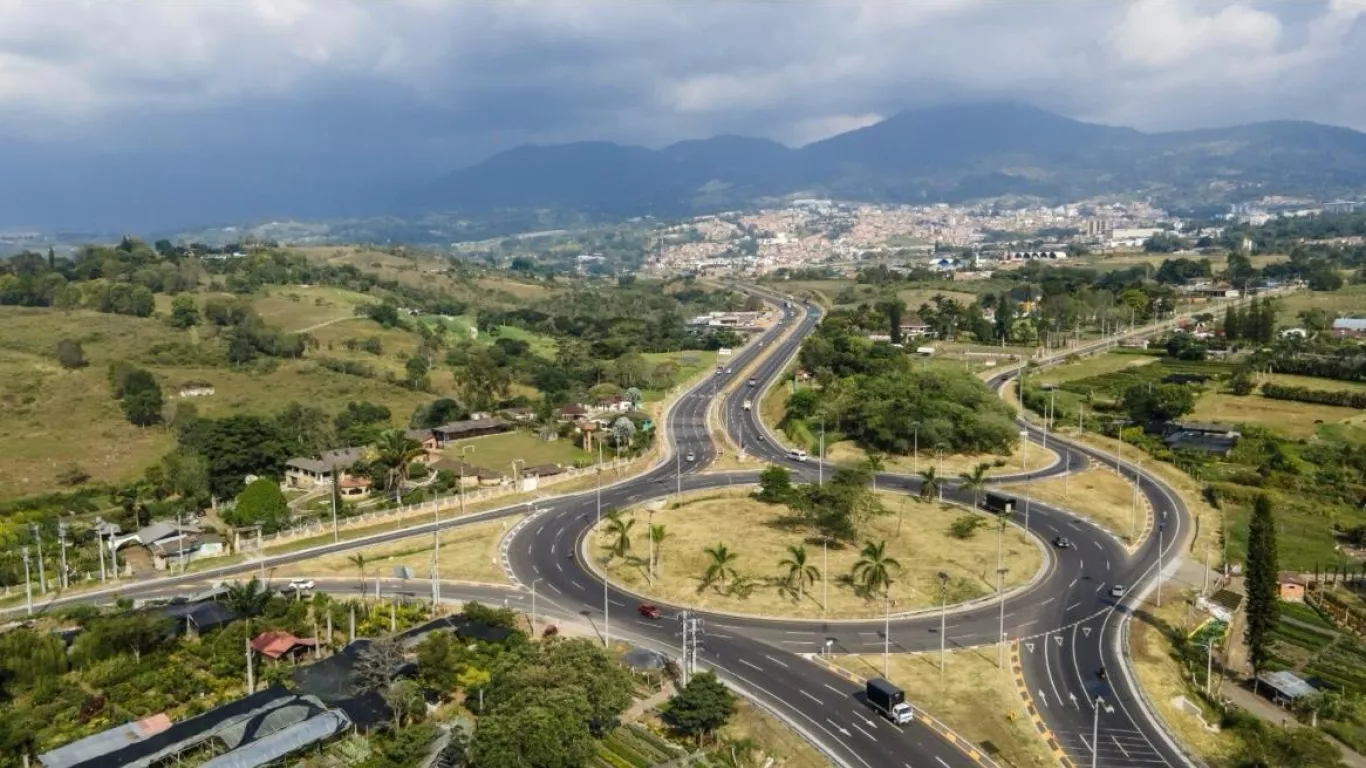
(1112, 734), (1132, 758)
(823, 718), (851, 737)
(1095, 581), (1107, 593)
(824, 683), (846, 696)
(1068, 578), (1078, 588)
(1041, 597), (1055, 605)
(550, 543), (556, 554)
(571, 580), (584, 590)
(738, 658), (764, 671)
(710, 633), (734, 639)
(780, 640), (816, 645)
(1067, 602), (1082, 611)
(785, 630), (811, 635)
(800, 689), (823, 705)
(1093, 540), (1103, 550)
(556, 562), (563, 572)
(851, 722), (877, 741)
(609, 599), (626, 607)
(763, 654), (789, 668)
(1106, 559), (1111, 571)
(533, 565), (540, 575)
(936, 759), (950, 768)
(548, 583), (562, 594)
(536, 525), (544, 535)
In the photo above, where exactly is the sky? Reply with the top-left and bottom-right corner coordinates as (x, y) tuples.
(1, 0), (1365, 232)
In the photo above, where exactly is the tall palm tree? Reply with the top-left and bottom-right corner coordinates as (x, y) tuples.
(702, 543), (739, 593)
(226, 577), (274, 617)
(864, 453), (886, 494)
(852, 539), (901, 599)
(373, 429), (424, 503)
(603, 512), (635, 561)
(649, 524), (670, 577)
(919, 467), (940, 501)
(958, 462), (991, 509)
(778, 544), (821, 600)
(349, 553), (368, 594)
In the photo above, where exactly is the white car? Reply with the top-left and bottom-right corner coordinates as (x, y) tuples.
(1110, 584), (1126, 598)
(287, 579), (315, 592)
(686, 451), (696, 462)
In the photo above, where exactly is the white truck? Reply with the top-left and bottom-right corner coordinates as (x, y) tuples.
(742, 399), (752, 410)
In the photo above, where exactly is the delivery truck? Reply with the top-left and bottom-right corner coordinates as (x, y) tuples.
(866, 678), (914, 724)
(742, 399), (752, 410)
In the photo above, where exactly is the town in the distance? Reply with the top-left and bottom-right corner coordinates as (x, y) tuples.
(4, 4), (1366, 768)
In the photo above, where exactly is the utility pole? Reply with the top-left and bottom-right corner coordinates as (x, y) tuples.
(57, 523), (69, 590)
(997, 566), (1009, 668)
(95, 517), (107, 582)
(22, 546), (33, 616)
(1157, 522), (1166, 608)
(818, 423), (825, 486)
(937, 571), (950, 672)
(431, 487), (441, 606)
(30, 523), (46, 594)
(822, 539), (829, 613)
(331, 464), (339, 543)
(348, 604), (356, 642)
(597, 462), (609, 648)
(245, 634), (255, 693)
(883, 591), (891, 677)
(647, 508), (655, 582)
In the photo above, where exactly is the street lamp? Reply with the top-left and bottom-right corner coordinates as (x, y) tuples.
(997, 565), (1010, 668)
(531, 577), (543, 633)
(459, 445), (475, 517)
(911, 421), (920, 475)
(883, 589), (894, 677)
(30, 523), (46, 594)
(57, 522), (69, 590)
(21, 545), (33, 616)
(937, 571), (950, 672)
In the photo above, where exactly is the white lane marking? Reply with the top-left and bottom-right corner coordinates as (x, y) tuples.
(533, 564), (540, 575)
(824, 718), (852, 738)
(936, 759), (950, 768)
(609, 599), (626, 607)
(710, 633), (734, 639)
(548, 583), (562, 594)
(1095, 581), (1107, 593)
(556, 562), (563, 572)
(1068, 578), (1078, 588)
(1106, 559), (1111, 571)
(550, 544), (556, 555)
(571, 580), (584, 590)
(1093, 540), (1103, 550)
(800, 689), (823, 705)
(781, 640), (816, 645)
(1067, 602), (1082, 611)
(763, 654), (789, 668)
(785, 630), (811, 635)
(851, 722), (877, 741)
(738, 658), (764, 671)
(1112, 734), (1132, 758)
(1041, 597), (1055, 606)
(824, 683), (846, 696)
(526, 544), (532, 556)
(536, 525), (544, 535)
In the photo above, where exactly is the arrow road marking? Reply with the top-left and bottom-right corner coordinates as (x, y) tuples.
(1037, 689), (1049, 707)
(825, 718), (851, 737)
(1069, 692), (1078, 708)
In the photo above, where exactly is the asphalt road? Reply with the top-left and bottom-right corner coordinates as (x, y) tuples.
(6, 293), (1199, 768)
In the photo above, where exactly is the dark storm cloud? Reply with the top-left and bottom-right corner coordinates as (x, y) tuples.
(0, 0), (1363, 231)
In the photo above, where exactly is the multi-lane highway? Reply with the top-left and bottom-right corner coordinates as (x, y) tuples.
(5, 291), (1200, 768)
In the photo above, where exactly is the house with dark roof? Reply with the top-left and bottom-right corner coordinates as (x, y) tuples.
(155, 601), (239, 636)
(558, 404), (589, 422)
(1161, 421), (1241, 457)
(284, 447), (369, 490)
(431, 417), (510, 446)
(428, 458), (504, 487)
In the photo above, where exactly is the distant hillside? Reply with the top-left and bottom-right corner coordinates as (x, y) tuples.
(419, 103), (1366, 215)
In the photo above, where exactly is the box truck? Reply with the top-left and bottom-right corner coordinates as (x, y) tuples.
(866, 678), (914, 724)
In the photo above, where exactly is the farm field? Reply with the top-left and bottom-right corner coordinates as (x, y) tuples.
(1188, 392), (1364, 439)
(1030, 350), (1159, 386)
(1261, 373), (1366, 394)
(1275, 284), (1366, 326)
(439, 430), (595, 473)
(250, 285), (378, 332)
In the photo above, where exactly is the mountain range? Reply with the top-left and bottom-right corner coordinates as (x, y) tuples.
(418, 103), (1366, 218)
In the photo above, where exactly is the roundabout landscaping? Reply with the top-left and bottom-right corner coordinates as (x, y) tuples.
(585, 486), (1044, 620)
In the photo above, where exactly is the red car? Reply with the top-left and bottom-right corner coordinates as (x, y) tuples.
(638, 604), (662, 619)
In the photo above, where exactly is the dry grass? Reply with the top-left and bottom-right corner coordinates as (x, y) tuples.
(826, 438), (1057, 479)
(1262, 373), (1366, 394)
(250, 285), (377, 332)
(593, 489), (1040, 619)
(1031, 352), (1158, 386)
(1000, 468), (1141, 542)
(1188, 391), (1363, 439)
(271, 517), (511, 584)
(833, 650), (1055, 768)
(720, 699), (832, 768)
(1128, 589), (1240, 762)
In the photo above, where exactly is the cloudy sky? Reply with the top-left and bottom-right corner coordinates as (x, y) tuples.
(1, 0), (1364, 232)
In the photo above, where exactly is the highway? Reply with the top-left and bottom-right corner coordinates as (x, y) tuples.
(5, 292), (1201, 768)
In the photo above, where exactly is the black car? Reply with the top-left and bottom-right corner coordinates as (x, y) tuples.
(1052, 536), (1073, 549)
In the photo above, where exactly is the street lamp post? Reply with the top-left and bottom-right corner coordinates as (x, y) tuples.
(911, 422), (920, 475)
(330, 464), (340, 543)
(937, 571), (950, 672)
(883, 590), (892, 677)
(30, 523), (46, 594)
(21, 546), (33, 616)
(997, 565), (1009, 668)
(818, 422), (825, 486)
(597, 462), (609, 648)
(1157, 522), (1166, 608)
(58, 523), (69, 590)
(459, 445), (475, 518)
(96, 517), (107, 582)
(822, 538), (829, 614)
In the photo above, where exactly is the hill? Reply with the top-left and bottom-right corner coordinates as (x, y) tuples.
(419, 103), (1366, 216)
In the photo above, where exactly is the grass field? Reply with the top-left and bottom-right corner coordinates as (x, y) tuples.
(251, 285), (378, 332)
(895, 288), (980, 310)
(594, 489), (1039, 619)
(641, 350), (718, 401)
(825, 438), (1056, 479)
(1032, 351), (1159, 386)
(440, 430), (594, 473)
(833, 650), (1054, 768)
(272, 517), (511, 584)
(1262, 373), (1366, 394)
(1274, 284), (1366, 327)
(1188, 391), (1364, 439)
(1000, 468), (1141, 542)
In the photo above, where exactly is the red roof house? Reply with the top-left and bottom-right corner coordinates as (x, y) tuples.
(250, 631), (319, 661)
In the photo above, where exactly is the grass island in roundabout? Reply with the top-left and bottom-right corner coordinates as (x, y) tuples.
(583, 481), (1044, 620)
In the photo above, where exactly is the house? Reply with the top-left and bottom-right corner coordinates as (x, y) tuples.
(285, 447), (369, 489)
(155, 601), (239, 636)
(521, 464), (564, 480)
(402, 428), (439, 454)
(429, 458), (504, 487)
(251, 631), (319, 661)
(1161, 421), (1241, 456)
(1332, 318), (1366, 339)
(150, 532), (227, 570)
(501, 406), (536, 422)
(1256, 670), (1317, 707)
(431, 417), (510, 446)
(592, 395), (633, 415)
(1278, 573), (1306, 603)
(558, 404), (590, 422)
(112, 521), (196, 553)
(899, 320), (935, 339)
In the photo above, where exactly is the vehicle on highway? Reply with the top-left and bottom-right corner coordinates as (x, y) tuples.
(726, 367), (733, 374)
(742, 399), (752, 410)
(788, 448), (807, 461)
(638, 604), (661, 619)
(983, 492), (1014, 515)
(747, 377), (757, 387)
(757, 434), (765, 442)
(1052, 536), (1073, 549)
(1110, 584), (1126, 598)
(685, 451), (696, 462)
(1097, 665), (1107, 680)
(286, 579), (315, 592)
(866, 678), (914, 724)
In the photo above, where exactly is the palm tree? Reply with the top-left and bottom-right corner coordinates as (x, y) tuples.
(372, 429), (424, 502)
(603, 511), (635, 561)
(702, 543), (739, 593)
(919, 467), (940, 501)
(778, 544), (821, 600)
(864, 453), (886, 494)
(958, 462), (991, 509)
(649, 524), (670, 577)
(349, 553), (368, 594)
(226, 577), (274, 617)
(851, 539), (901, 599)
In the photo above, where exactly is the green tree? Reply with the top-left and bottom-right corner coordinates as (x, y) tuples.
(384, 679), (427, 728)
(1122, 382), (1196, 424)
(602, 510), (635, 561)
(852, 539), (900, 599)
(777, 544), (820, 601)
(226, 478), (291, 533)
(471, 691), (596, 768)
(702, 543), (739, 593)
(349, 553), (368, 588)
(116, 367), (163, 427)
(919, 466), (940, 500)
(416, 630), (460, 695)
(55, 338), (87, 369)
(1228, 367), (1256, 396)
(665, 671), (736, 745)
(649, 523), (669, 577)
(958, 462), (990, 508)
(1244, 494), (1279, 676)
(864, 452), (886, 493)
(372, 429), (424, 501)
(168, 294), (201, 328)
(225, 577), (274, 617)
(757, 465), (794, 503)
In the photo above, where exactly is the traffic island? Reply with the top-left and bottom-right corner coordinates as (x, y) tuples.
(586, 488), (1043, 620)
(825, 439), (1059, 480)
(999, 467), (1151, 550)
